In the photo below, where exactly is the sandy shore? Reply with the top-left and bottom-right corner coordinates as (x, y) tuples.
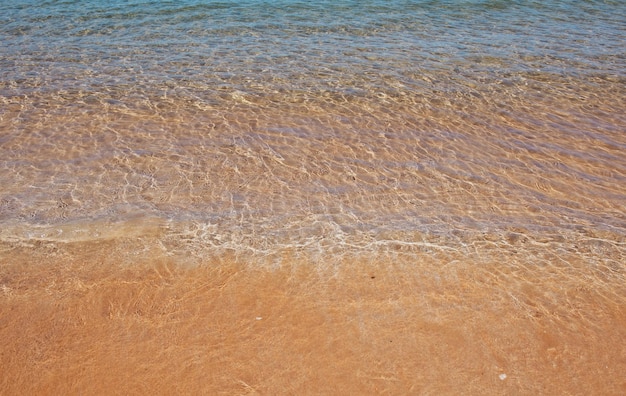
(1, 238), (625, 395)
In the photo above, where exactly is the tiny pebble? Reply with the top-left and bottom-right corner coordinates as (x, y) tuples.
(499, 373), (507, 380)
(255, 317), (262, 320)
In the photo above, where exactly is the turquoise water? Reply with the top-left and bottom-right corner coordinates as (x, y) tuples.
(2, 1), (624, 95)
(0, 0), (624, 263)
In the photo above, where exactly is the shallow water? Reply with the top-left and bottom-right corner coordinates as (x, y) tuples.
(1, 0), (625, 393)
(2, 0), (625, 263)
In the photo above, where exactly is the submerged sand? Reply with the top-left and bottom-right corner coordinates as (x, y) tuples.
(1, 238), (624, 395)
(2, 1), (625, 394)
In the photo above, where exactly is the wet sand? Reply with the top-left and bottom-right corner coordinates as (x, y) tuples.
(2, 1), (625, 394)
(1, 238), (625, 395)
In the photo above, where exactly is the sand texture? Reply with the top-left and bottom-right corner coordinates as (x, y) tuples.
(1, 238), (625, 395)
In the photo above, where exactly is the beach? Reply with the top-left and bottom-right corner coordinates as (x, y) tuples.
(2, 238), (625, 394)
(1, 0), (625, 394)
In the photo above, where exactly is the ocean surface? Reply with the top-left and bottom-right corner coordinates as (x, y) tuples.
(1, 1), (626, 393)
(1, 0), (625, 265)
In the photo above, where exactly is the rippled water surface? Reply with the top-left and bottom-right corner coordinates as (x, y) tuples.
(2, 1), (626, 394)
(1, 0), (624, 263)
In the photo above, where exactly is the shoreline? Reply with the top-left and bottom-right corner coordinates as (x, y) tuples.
(2, 239), (624, 394)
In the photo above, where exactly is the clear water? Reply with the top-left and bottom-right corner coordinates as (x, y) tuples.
(1, 3), (626, 393)
(1, 0), (625, 263)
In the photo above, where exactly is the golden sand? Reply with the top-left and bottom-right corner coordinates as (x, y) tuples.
(1, 238), (624, 395)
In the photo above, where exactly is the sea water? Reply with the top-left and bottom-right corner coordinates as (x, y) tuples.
(1, 1), (626, 394)
(0, 0), (624, 264)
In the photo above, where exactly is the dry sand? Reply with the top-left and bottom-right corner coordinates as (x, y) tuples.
(1, 238), (625, 395)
